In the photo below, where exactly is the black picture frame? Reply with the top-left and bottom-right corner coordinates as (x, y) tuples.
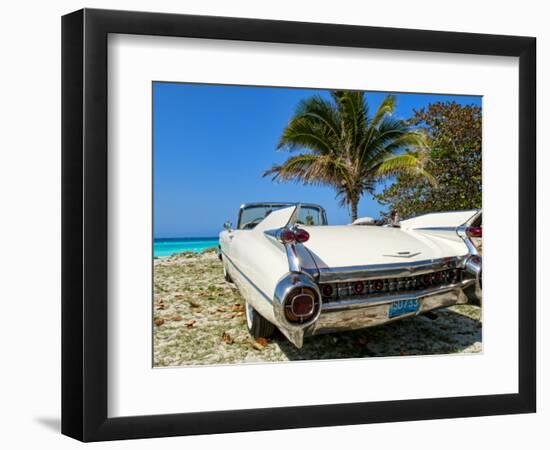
(62, 8), (536, 442)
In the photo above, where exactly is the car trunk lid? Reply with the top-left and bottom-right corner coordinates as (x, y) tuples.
(300, 225), (467, 269)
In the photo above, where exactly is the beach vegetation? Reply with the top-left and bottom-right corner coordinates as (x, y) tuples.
(376, 102), (482, 218)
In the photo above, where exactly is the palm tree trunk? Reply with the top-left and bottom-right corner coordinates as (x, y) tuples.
(351, 200), (358, 223)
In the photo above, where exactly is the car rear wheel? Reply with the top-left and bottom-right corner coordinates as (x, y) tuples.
(222, 258), (232, 282)
(245, 301), (275, 339)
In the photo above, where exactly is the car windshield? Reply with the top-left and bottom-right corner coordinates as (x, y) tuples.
(238, 204), (326, 229)
(239, 205), (287, 229)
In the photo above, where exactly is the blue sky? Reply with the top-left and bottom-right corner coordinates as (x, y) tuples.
(153, 82), (481, 238)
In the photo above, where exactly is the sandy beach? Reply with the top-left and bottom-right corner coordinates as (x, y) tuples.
(153, 250), (482, 367)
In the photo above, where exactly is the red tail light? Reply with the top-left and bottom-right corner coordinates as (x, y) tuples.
(291, 294), (315, 316)
(284, 287), (320, 323)
(295, 228), (310, 243)
(467, 226), (482, 238)
(279, 229), (296, 243)
(278, 227), (310, 244)
(353, 281), (365, 294)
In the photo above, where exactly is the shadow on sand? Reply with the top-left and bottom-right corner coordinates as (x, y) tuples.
(274, 307), (482, 361)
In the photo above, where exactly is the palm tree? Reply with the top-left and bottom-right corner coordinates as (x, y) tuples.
(263, 91), (435, 222)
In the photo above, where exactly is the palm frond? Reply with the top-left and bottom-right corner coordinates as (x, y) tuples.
(263, 153), (350, 187)
(295, 96), (341, 136)
(333, 91), (369, 155)
(277, 118), (336, 155)
(370, 95), (396, 128)
(362, 129), (428, 169)
(278, 95), (341, 152)
(374, 153), (437, 187)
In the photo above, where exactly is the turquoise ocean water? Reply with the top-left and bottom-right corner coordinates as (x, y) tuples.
(154, 237), (219, 257)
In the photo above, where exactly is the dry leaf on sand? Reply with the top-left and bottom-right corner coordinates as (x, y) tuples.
(222, 332), (234, 345)
(251, 337), (268, 350)
(256, 337), (268, 347)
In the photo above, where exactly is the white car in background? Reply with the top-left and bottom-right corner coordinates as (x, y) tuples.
(219, 202), (482, 348)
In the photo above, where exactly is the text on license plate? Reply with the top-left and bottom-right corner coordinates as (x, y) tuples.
(388, 299), (420, 318)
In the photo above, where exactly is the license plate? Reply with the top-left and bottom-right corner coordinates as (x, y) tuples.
(388, 299), (420, 318)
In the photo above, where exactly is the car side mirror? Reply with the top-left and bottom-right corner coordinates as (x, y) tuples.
(224, 221), (232, 230)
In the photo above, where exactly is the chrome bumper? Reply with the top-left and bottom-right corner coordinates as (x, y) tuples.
(277, 280), (475, 347)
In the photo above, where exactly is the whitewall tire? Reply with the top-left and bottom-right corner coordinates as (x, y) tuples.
(245, 300), (275, 339)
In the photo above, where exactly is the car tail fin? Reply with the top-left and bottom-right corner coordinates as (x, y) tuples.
(253, 206), (297, 232)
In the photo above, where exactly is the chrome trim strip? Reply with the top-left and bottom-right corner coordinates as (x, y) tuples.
(263, 228), (281, 241)
(285, 243), (301, 272)
(317, 255), (468, 283)
(240, 201), (324, 209)
(412, 226), (458, 232)
(220, 250), (272, 303)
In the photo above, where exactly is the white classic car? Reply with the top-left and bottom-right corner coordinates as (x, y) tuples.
(219, 202), (482, 348)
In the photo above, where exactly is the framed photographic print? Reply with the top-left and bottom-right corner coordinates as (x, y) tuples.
(61, 8), (536, 441)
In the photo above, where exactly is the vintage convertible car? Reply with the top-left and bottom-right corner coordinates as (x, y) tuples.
(218, 202), (482, 348)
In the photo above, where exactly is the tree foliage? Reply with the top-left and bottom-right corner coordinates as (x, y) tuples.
(264, 91), (434, 221)
(376, 101), (482, 219)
